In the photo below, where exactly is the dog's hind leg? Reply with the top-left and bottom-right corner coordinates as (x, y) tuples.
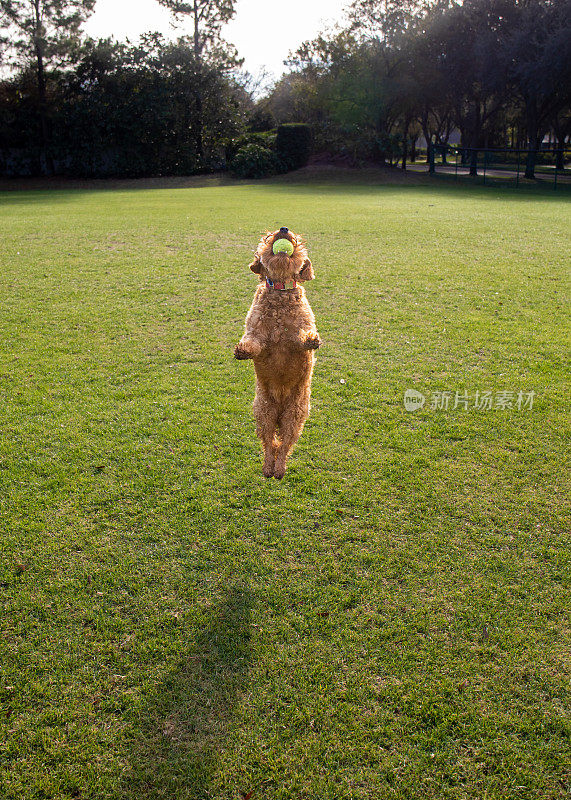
(253, 387), (280, 478)
(273, 387), (310, 479)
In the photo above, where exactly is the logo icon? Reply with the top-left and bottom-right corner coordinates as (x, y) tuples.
(404, 389), (425, 412)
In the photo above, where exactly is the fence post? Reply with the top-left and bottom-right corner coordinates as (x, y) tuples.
(483, 149), (487, 184)
(429, 142), (435, 174)
(516, 149), (520, 188)
(455, 147), (458, 180)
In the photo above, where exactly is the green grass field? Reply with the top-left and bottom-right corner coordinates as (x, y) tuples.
(1, 174), (570, 800)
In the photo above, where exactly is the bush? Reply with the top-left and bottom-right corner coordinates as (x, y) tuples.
(229, 142), (280, 179)
(276, 123), (312, 171)
(225, 131), (277, 164)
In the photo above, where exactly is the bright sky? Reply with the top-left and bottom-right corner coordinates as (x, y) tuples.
(84, 0), (349, 80)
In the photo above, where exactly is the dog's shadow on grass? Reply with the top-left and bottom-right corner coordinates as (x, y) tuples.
(122, 583), (252, 799)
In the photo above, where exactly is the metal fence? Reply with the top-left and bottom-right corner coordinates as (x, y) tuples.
(422, 145), (570, 190)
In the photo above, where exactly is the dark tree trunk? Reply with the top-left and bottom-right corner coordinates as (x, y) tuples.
(459, 129), (469, 165)
(524, 101), (538, 179)
(419, 108), (431, 164)
(375, 118), (388, 166)
(401, 116), (411, 170)
(193, 0), (204, 163)
(33, 0), (53, 175)
(469, 113), (480, 176)
(422, 126), (431, 163)
(524, 146), (536, 179)
(553, 124), (567, 170)
(193, 0), (200, 59)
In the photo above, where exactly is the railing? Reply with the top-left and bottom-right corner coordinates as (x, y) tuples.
(422, 145), (570, 190)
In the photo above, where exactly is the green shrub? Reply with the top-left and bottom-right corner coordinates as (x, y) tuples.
(276, 123), (312, 171)
(226, 132), (277, 164)
(229, 142), (280, 179)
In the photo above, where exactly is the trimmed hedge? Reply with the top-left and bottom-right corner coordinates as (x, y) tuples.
(276, 123), (312, 171)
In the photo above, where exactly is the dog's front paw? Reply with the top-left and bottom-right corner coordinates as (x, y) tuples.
(304, 333), (322, 350)
(234, 343), (252, 360)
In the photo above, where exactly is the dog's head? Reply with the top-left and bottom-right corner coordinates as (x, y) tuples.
(249, 226), (314, 285)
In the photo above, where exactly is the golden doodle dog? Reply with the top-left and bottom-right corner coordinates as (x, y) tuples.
(235, 227), (322, 478)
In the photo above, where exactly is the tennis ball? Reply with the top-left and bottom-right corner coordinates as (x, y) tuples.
(272, 238), (294, 256)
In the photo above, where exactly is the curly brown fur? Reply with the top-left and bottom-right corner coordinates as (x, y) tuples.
(234, 228), (321, 478)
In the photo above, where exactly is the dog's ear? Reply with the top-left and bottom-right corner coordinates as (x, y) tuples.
(298, 257), (314, 282)
(249, 255), (262, 274)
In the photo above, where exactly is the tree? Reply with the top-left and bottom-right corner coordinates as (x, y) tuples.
(156, 0), (241, 160)
(0, 0), (95, 172)
(262, 0), (571, 180)
(550, 105), (571, 171)
(401, 12), (455, 164)
(505, 0), (571, 178)
(56, 33), (248, 176)
(348, 0), (427, 45)
(283, 28), (407, 165)
(157, 0), (236, 60)
(416, 0), (516, 174)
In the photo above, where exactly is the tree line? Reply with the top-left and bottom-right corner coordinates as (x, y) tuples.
(267, 0), (571, 178)
(0, 0), (250, 176)
(1, 0), (570, 179)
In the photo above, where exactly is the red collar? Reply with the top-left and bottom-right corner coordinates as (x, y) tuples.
(266, 277), (297, 290)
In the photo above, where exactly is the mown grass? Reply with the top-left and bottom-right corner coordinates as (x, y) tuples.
(1, 175), (569, 800)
